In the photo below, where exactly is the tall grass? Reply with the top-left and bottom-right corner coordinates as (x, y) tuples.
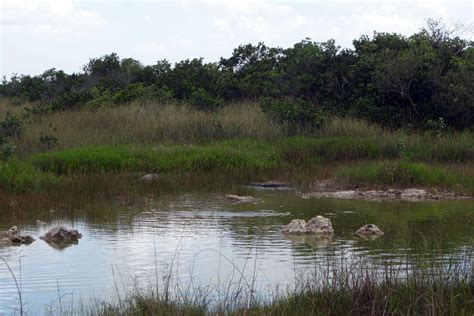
(77, 254), (474, 316)
(15, 101), (284, 155)
(12, 101), (474, 163)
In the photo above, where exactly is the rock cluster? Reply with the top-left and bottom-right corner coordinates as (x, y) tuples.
(282, 216), (334, 235)
(302, 188), (461, 201)
(0, 226), (35, 245)
(40, 225), (82, 243)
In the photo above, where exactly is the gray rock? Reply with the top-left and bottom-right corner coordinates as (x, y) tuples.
(400, 188), (428, 200)
(40, 225), (82, 243)
(282, 219), (307, 234)
(305, 215), (334, 233)
(0, 226), (35, 245)
(225, 194), (258, 203)
(282, 216), (334, 235)
(355, 224), (384, 239)
(139, 174), (160, 182)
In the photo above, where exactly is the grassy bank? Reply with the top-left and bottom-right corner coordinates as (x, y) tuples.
(0, 140), (472, 194)
(71, 255), (474, 316)
(0, 101), (472, 193)
(2, 101), (472, 162)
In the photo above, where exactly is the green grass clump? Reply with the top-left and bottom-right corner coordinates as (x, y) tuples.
(0, 160), (58, 192)
(29, 142), (280, 174)
(335, 160), (474, 193)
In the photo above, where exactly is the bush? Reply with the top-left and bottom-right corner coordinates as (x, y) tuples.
(188, 88), (223, 111)
(0, 112), (22, 139)
(261, 97), (326, 130)
(0, 138), (14, 161)
(136, 85), (174, 102)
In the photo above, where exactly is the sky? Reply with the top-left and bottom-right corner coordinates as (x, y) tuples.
(0, 0), (473, 77)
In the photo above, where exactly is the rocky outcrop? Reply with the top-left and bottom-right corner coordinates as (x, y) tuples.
(302, 188), (464, 201)
(139, 174), (159, 182)
(282, 216), (334, 235)
(225, 194), (259, 203)
(40, 226), (82, 243)
(355, 224), (384, 239)
(0, 226), (35, 245)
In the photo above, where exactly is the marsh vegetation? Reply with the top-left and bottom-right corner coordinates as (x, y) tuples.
(0, 20), (473, 315)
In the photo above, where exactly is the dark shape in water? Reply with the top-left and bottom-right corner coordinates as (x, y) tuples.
(247, 181), (291, 189)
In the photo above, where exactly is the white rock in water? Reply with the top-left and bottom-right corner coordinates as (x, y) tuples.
(355, 224), (384, 239)
(305, 215), (334, 233)
(282, 219), (307, 234)
(282, 216), (334, 235)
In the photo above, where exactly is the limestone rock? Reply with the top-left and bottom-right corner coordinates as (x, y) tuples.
(0, 226), (35, 245)
(282, 216), (334, 235)
(139, 174), (160, 182)
(40, 225), (82, 243)
(305, 215), (334, 233)
(355, 224), (384, 239)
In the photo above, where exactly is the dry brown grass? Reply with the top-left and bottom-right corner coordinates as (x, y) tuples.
(15, 101), (284, 155)
(0, 98), (33, 119)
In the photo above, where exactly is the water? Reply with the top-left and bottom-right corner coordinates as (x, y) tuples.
(0, 188), (473, 314)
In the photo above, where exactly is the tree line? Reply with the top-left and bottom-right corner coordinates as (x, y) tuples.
(1, 20), (472, 130)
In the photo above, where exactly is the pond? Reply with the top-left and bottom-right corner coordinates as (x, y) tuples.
(0, 186), (473, 314)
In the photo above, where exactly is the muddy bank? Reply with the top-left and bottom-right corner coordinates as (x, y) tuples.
(302, 180), (471, 201)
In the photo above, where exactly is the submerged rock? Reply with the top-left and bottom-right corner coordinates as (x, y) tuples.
(282, 216), (334, 235)
(139, 173), (160, 182)
(225, 194), (258, 203)
(40, 225), (82, 243)
(355, 224), (384, 239)
(285, 234), (333, 247)
(0, 226), (35, 245)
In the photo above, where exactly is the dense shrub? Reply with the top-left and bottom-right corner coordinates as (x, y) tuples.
(261, 97), (326, 130)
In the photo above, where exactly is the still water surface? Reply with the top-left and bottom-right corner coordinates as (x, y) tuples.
(0, 188), (473, 314)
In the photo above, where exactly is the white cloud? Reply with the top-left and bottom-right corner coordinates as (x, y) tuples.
(0, 0), (104, 34)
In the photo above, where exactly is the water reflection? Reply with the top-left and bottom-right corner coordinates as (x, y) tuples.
(0, 190), (472, 313)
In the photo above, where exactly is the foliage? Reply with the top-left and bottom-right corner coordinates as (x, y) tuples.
(188, 88), (223, 110)
(261, 97), (326, 130)
(0, 20), (472, 130)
